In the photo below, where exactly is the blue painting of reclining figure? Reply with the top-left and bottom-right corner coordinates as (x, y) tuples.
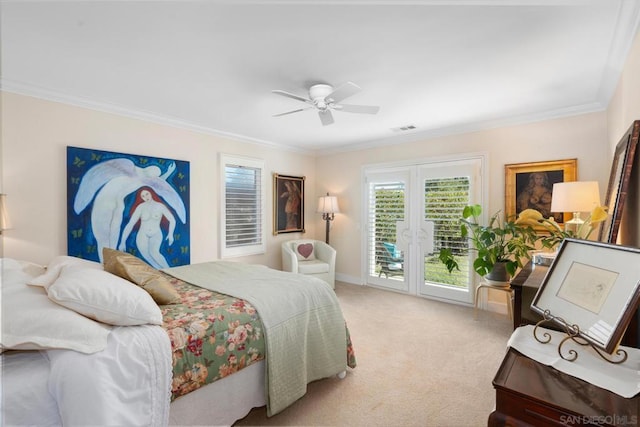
(67, 146), (190, 267)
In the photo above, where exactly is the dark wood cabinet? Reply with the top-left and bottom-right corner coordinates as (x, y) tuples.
(510, 261), (548, 330)
(493, 262), (640, 426)
(489, 349), (639, 426)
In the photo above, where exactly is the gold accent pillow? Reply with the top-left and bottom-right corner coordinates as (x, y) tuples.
(103, 248), (180, 305)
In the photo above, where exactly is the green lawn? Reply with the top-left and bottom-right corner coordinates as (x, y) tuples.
(424, 254), (469, 288)
(373, 254), (471, 288)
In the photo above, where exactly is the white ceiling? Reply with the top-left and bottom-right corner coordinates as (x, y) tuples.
(2, 1), (640, 154)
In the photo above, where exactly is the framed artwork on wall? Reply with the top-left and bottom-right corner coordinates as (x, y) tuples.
(67, 146), (190, 267)
(598, 120), (639, 243)
(273, 173), (305, 234)
(505, 158), (577, 227)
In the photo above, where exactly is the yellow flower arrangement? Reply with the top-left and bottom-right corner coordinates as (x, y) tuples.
(516, 206), (608, 249)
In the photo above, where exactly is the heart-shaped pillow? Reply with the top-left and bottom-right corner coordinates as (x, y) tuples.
(295, 243), (315, 260)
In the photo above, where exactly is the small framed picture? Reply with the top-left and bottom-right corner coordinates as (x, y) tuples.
(532, 238), (640, 354)
(504, 158), (577, 228)
(273, 173), (305, 234)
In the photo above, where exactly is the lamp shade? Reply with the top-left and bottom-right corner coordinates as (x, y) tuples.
(0, 194), (11, 230)
(317, 195), (340, 214)
(550, 181), (600, 213)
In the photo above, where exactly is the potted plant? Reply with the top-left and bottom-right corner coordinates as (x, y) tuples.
(439, 204), (537, 282)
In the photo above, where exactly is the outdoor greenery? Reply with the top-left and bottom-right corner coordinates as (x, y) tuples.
(424, 177), (469, 287)
(371, 181), (600, 286)
(372, 186), (404, 244)
(371, 177), (470, 288)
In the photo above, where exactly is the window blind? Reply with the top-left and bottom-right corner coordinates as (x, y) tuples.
(220, 153), (265, 258)
(225, 164), (262, 248)
(424, 176), (470, 254)
(367, 182), (406, 276)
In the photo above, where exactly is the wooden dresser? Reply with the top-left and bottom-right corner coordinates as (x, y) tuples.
(490, 262), (640, 426)
(489, 349), (639, 426)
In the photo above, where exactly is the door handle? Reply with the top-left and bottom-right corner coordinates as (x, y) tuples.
(420, 221), (435, 254)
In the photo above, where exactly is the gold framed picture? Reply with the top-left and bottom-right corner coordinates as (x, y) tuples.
(273, 173), (305, 234)
(505, 158), (577, 226)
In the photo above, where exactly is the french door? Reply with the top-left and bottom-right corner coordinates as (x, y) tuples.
(364, 156), (484, 304)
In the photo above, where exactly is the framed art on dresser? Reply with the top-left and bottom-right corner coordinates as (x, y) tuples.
(532, 238), (640, 354)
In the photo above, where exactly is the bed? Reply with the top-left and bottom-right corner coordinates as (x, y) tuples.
(0, 252), (356, 426)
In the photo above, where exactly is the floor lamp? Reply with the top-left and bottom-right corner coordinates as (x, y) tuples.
(317, 193), (339, 245)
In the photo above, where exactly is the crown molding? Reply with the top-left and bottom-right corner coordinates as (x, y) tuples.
(0, 79), (316, 156)
(315, 101), (607, 156)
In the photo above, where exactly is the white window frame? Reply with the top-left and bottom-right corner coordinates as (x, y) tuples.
(219, 154), (266, 258)
(361, 152), (488, 297)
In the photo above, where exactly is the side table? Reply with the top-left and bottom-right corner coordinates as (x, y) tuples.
(474, 282), (513, 320)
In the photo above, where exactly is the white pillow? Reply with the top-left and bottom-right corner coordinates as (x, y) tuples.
(47, 267), (163, 326)
(293, 242), (316, 261)
(1, 266), (111, 354)
(28, 256), (103, 289)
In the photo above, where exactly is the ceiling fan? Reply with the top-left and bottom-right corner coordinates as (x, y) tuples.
(272, 82), (380, 126)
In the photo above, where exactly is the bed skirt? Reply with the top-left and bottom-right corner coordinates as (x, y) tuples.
(169, 360), (266, 426)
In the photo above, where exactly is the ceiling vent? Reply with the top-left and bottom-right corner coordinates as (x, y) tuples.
(391, 125), (416, 132)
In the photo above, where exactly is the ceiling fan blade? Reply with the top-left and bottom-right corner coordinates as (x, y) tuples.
(326, 81), (361, 103)
(337, 104), (380, 114)
(272, 90), (311, 103)
(273, 107), (312, 117)
(318, 110), (334, 126)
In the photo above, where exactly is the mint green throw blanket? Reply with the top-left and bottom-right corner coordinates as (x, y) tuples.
(164, 261), (348, 416)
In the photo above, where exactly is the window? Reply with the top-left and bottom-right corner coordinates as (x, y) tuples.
(423, 176), (470, 287)
(220, 154), (266, 257)
(367, 181), (406, 278)
(363, 155), (484, 302)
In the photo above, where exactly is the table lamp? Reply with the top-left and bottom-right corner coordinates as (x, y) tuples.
(550, 181), (600, 233)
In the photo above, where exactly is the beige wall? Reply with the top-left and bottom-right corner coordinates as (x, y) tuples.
(607, 27), (640, 150)
(0, 95), (617, 277)
(607, 27), (640, 248)
(317, 113), (610, 283)
(0, 92), (319, 267)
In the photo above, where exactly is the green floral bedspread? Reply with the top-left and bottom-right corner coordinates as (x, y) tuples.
(161, 276), (265, 400)
(160, 274), (357, 401)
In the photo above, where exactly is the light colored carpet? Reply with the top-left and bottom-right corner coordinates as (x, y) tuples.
(235, 281), (513, 427)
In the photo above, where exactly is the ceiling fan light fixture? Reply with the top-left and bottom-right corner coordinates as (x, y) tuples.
(309, 84), (333, 101)
(272, 81), (379, 126)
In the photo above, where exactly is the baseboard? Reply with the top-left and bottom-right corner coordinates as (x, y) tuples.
(336, 273), (509, 315)
(335, 272), (363, 285)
